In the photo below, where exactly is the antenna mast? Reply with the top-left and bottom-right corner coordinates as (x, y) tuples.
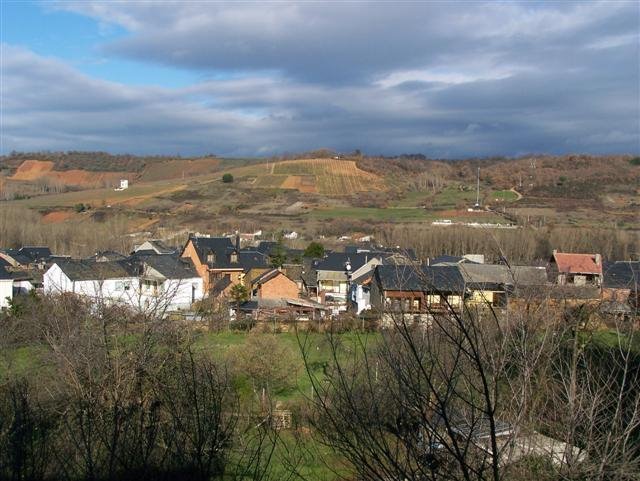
(475, 167), (480, 207)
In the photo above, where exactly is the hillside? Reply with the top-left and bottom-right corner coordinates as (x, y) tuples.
(1, 153), (638, 241)
(222, 158), (386, 195)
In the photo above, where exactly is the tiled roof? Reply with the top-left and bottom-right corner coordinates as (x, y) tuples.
(138, 254), (199, 279)
(375, 265), (465, 293)
(553, 252), (602, 275)
(18, 246), (52, 261)
(0, 265), (12, 280)
(55, 259), (136, 281)
(188, 236), (242, 269)
(313, 252), (377, 273)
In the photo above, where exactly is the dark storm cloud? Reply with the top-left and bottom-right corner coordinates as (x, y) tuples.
(2, 1), (639, 156)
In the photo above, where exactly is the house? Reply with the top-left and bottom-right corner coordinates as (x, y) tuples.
(312, 252), (383, 314)
(135, 254), (203, 311)
(44, 259), (138, 304)
(181, 235), (244, 294)
(44, 255), (203, 313)
(458, 264), (548, 309)
(370, 264), (466, 325)
(459, 263), (510, 308)
(348, 270), (375, 314)
(0, 265), (13, 309)
(11, 271), (40, 295)
(250, 269), (299, 300)
(548, 251), (603, 287)
(115, 179), (129, 191)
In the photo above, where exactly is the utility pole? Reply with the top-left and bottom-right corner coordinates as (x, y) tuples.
(475, 167), (481, 208)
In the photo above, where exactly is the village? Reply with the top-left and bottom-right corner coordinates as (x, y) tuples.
(1, 233), (637, 327)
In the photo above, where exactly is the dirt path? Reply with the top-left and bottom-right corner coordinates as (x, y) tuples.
(510, 187), (523, 200)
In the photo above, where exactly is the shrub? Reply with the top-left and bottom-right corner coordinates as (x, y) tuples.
(222, 173), (234, 183)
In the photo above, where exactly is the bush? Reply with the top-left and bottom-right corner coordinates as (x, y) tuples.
(630, 157), (640, 166)
(222, 173), (234, 183)
(304, 241), (325, 258)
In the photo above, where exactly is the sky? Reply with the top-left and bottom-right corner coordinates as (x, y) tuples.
(1, 1), (639, 158)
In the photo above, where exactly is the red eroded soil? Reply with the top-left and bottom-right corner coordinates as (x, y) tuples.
(42, 211), (75, 223)
(11, 160), (131, 188)
(10, 160), (55, 180)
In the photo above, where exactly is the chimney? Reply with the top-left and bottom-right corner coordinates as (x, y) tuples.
(595, 253), (602, 265)
(235, 231), (240, 252)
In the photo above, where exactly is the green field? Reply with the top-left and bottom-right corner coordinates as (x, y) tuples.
(309, 206), (433, 221)
(489, 189), (519, 202)
(431, 187), (478, 208)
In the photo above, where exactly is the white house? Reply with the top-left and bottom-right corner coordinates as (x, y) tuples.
(44, 255), (203, 314)
(44, 260), (139, 305)
(136, 255), (204, 311)
(115, 179), (129, 191)
(0, 266), (12, 310)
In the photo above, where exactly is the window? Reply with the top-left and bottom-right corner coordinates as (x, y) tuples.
(230, 252), (238, 263)
(412, 298), (421, 311)
(207, 252), (216, 264)
(115, 281), (131, 292)
(427, 294), (440, 305)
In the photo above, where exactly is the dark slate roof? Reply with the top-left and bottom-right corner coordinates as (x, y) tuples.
(313, 252), (375, 273)
(138, 254), (199, 279)
(238, 250), (270, 270)
(18, 246), (52, 261)
(375, 264), (465, 293)
(55, 259), (136, 281)
(0, 257), (10, 268)
(300, 258), (317, 287)
(0, 265), (12, 280)
(2, 249), (33, 266)
(283, 264), (303, 282)
(188, 236), (242, 269)
(603, 261), (640, 289)
(89, 251), (127, 262)
(255, 241), (278, 254)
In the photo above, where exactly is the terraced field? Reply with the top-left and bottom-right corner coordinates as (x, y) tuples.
(227, 158), (386, 195)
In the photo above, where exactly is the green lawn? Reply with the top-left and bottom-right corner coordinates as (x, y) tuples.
(489, 189), (518, 202)
(431, 187), (478, 208)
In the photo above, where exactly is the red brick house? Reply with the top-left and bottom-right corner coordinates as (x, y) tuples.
(250, 269), (299, 299)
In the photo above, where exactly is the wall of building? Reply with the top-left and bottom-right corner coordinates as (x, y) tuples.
(257, 273), (299, 299)
(0, 280), (12, 309)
